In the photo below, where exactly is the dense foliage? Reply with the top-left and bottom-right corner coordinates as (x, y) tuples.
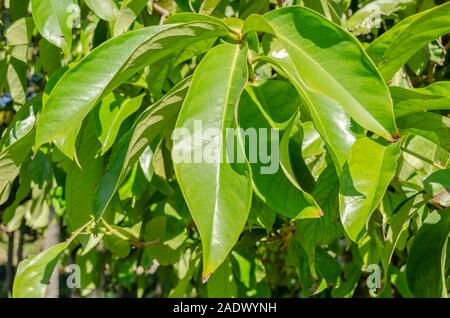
(0, 0), (449, 298)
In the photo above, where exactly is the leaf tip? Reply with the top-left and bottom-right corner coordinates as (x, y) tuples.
(202, 273), (212, 284)
(389, 132), (401, 142)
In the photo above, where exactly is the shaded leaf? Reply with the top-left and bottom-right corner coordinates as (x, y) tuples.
(406, 210), (450, 298)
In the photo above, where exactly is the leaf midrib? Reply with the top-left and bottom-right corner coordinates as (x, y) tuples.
(211, 45), (242, 252)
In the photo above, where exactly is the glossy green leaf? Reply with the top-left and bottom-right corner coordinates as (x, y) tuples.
(35, 22), (231, 159)
(244, 7), (399, 141)
(173, 44), (252, 278)
(94, 93), (144, 154)
(406, 210), (450, 298)
(367, 2), (450, 81)
(84, 0), (119, 22)
(31, 0), (76, 55)
(13, 242), (67, 298)
(259, 55), (361, 169)
(340, 138), (401, 242)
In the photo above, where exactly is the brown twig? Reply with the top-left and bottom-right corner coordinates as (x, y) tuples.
(131, 239), (161, 249)
(427, 63), (436, 84)
(153, 2), (170, 25)
(3, 232), (14, 297)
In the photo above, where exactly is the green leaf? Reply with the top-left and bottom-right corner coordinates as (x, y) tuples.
(31, 0), (77, 55)
(346, 0), (415, 36)
(13, 242), (67, 298)
(297, 165), (343, 278)
(103, 235), (131, 259)
(10, 0), (30, 21)
(113, 0), (148, 37)
(199, 0), (222, 15)
(280, 118), (316, 193)
(301, 0), (341, 24)
(35, 22), (230, 159)
(94, 93), (144, 154)
(207, 258), (237, 297)
(94, 78), (191, 219)
(165, 12), (233, 32)
(238, 85), (322, 219)
(39, 39), (62, 75)
(381, 194), (426, 286)
(367, 2), (450, 81)
(5, 17), (33, 62)
(1, 98), (40, 150)
(244, 80), (299, 130)
(75, 248), (104, 297)
(66, 118), (105, 238)
(238, 0), (270, 20)
(5, 17), (34, 46)
(391, 82), (450, 117)
(262, 53), (362, 169)
(84, 0), (119, 21)
(0, 99), (39, 197)
(2, 163), (32, 231)
(397, 112), (450, 153)
(169, 249), (199, 298)
(244, 7), (399, 142)
(340, 138), (401, 242)
(28, 150), (52, 187)
(424, 169), (450, 207)
(406, 210), (450, 298)
(6, 58), (27, 104)
(173, 44), (252, 278)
